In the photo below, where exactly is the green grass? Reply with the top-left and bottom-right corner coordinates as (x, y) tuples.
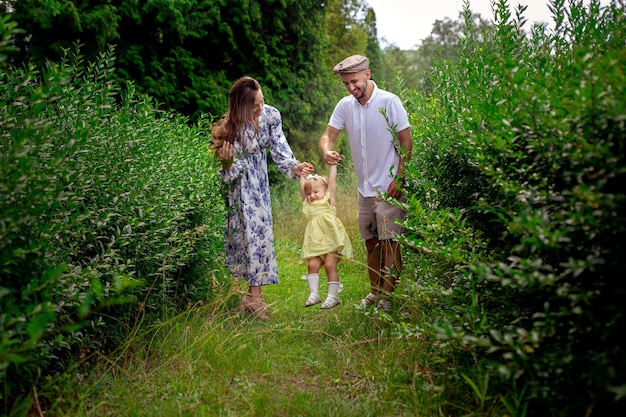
(32, 171), (441, 417)
(38, 248), (433, 417)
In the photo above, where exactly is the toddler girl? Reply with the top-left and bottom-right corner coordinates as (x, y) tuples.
(300, 164), (353, 308)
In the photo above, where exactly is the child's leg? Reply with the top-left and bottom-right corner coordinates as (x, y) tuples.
(321, 254), (342, 309)
(305, 257), (323, 307)
(308, 256), (323, 275)
(324, 253), (340, 283)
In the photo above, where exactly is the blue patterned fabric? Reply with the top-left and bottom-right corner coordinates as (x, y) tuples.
(218, 105), (299, 286)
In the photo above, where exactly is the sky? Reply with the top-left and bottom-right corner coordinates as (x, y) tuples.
(365, 0), (611, 50)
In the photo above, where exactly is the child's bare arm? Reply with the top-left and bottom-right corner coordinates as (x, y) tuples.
(328, 164), (337, 206)
(300, 173), (307, 200)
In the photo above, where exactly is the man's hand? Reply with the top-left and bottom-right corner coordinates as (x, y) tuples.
(324, 150), (341, 165)
(387, 179), (403, 199)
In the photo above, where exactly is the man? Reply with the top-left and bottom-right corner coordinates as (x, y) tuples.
(319, 54), (413, 312)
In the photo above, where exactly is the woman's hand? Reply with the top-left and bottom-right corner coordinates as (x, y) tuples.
(217, 141), (235, 160)
(216, 141), (235, 170)
(293, 162), (314, 177)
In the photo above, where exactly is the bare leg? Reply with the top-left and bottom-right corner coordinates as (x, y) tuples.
(308, 256), (323, 275)
(380, 240), (402, 298)
(248, 285), (262, 297)
(241, 285), (269, 321)
(321, 253), (342, 309)
(366, 238), (384, 296)
(305, 257), (323, 307)
(324, 253), (340, 282)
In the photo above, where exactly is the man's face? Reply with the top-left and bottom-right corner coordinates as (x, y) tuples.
(340, 70), (370, 100)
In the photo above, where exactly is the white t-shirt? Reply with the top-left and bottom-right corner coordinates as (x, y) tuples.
(328, 82), (410, 197)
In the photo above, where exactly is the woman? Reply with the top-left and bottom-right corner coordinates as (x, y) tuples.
(211, 77), (313, 321)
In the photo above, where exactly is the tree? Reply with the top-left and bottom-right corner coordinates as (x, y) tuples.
(363, 6), (383, 81)
(370, 1), (494, 95)
(323, 0), (368, 69)
(5, 0), (334, 140)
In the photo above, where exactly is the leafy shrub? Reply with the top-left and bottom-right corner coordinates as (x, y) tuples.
(400, 0), (625, 414)
(0, 37), (225, 411)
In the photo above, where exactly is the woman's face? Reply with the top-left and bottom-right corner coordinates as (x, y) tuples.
(253, 90), (265, 118)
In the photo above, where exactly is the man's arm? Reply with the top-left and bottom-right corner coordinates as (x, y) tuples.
(319, 126), (343, 165)
(387, 127), (413, 199)
(396, 127), (413, 179)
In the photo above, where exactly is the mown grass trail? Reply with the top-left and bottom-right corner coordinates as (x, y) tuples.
(45, 179), (435, 416)
(50, 241), (431, 417)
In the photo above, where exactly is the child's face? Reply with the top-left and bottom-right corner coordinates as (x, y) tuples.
(305, 181), (326, 203)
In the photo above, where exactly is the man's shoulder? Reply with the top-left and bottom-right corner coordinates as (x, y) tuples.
(371, 88), (407, 116)
(332, 95), (356, 112)
(337, 94), (354, 105)
(373, 86), (400, 102)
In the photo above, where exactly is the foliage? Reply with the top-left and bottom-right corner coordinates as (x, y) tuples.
(323, 0), (369, 70)
(400, 0), (626, 414)
(413, 9), (493, 95)
(0, 14), (21, 66)
(14, 187), (451, 416)
(4, 0), (338, 165)
(377, 7), (493, 95)
(363, 6), (384, 84)
(0, 39), (225, 412)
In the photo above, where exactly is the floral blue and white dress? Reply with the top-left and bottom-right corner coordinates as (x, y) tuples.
(218, 105), (300, 286)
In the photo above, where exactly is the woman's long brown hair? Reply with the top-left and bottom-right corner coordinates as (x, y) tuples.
(210, 77), (261, 149)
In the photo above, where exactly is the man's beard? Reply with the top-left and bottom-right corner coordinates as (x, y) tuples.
(353, 80), (368, 100)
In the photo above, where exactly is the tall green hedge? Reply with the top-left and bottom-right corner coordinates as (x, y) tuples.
(0, 39), (225, 408)
(5, 0), (339, 165)
(400, 0), (625, 414)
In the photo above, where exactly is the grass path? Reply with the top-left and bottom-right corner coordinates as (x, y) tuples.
(43, 179), (437, 416)
(50, 239), (432, 417)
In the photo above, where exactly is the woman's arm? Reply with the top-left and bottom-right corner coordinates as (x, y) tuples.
(214, 140), (244, 185)
(265, 108), (302, 179)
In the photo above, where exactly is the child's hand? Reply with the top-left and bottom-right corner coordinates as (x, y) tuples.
(294, 162), (314, 177)
(324, 150), (341, 165)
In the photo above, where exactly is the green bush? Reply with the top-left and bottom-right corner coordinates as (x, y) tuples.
(400, 0), (625, 414)
(0, 38), (225, 410)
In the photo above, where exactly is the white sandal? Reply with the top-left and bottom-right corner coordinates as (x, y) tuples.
(305, 294), (322, 307)
(320, 296), (340, 309)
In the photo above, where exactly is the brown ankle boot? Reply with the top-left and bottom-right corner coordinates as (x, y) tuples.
(240, 293), (270, 321)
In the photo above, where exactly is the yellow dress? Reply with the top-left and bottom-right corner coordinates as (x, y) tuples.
(301, 192), (353, 264)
